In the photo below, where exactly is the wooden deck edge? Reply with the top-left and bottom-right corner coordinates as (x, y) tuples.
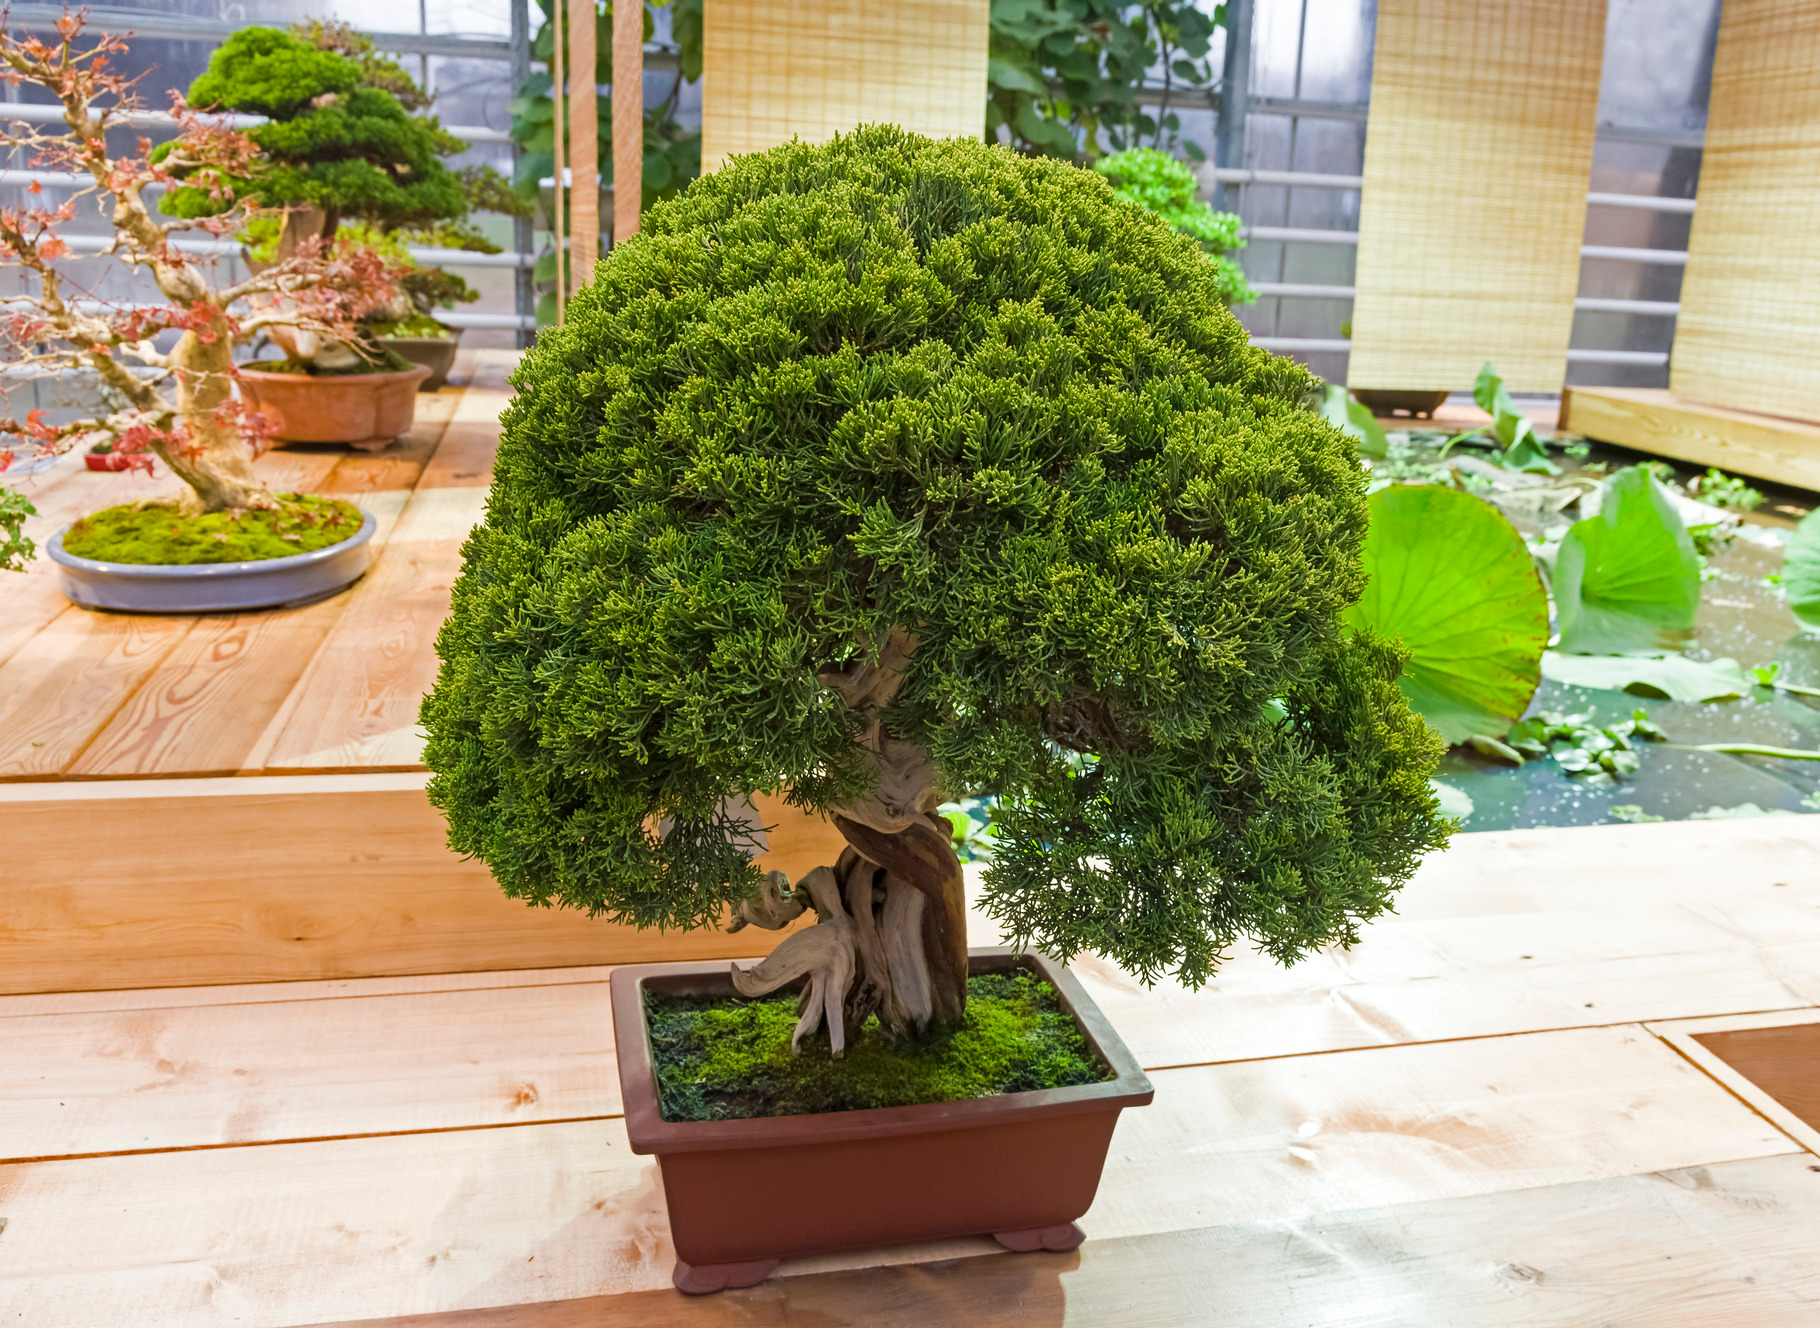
(1, 772), (840, 996)
(1561, 386), (1820, 493)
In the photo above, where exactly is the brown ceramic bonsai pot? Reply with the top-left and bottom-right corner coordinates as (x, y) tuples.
(1351, 388), (1451, 418)
(380, 331), (460, 391)
(612, 947), (1153, 1296)
(237, 363), (431, 452)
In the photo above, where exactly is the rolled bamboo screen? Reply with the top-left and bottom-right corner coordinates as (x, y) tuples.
(1671, 0), (1820, 423)
(701, 0), (989, 175)
(1347, 0), (1607, 392)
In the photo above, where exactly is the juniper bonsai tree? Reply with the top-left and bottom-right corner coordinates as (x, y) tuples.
(423, 126), (1448, 1055)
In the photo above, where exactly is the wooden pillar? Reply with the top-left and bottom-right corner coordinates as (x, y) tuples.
(613, 0), (643, 242)
(1671, 0), (1820, 422)
(701, 0), (989, 175)
(1346, 0), (1607, 392)
(550, 0), (566, 324)
(566, 0), (600, 291)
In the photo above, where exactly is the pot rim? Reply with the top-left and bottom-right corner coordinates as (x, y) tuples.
(612, 947), (1154, 1156)
(46, 508), (377, 580)
(237, 363), (432, 386)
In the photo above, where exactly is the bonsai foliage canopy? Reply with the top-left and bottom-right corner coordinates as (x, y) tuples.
(161, 27), (466, 237)
(424, 128), (1446, 1043)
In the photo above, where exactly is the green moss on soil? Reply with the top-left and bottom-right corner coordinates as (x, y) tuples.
(62, 493), (364, 565)
(649, 969), (1112, 1122)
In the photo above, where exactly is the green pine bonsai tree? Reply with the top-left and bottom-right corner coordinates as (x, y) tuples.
(163, 27), (466, 240)
(422, 127), (1448, 1055)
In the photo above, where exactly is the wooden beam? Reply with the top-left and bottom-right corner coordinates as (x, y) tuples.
(612, 0), (642, 243)
(1672, 0), (1820, 422)
(566, 0), (599, 290)
(1560, 386), (1820, 493)
(1348, 0), (1606, 392)
(0, 773), (841, 995)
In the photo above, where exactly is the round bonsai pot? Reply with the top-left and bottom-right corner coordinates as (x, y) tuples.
(1350, 388), (1451, 419)
(379, 331), (461, 392)
(46, 509), (377, 613)
(84, 451), (136, 471)
(238, 364), (432, 452)
(612, 947), (1154, 1295)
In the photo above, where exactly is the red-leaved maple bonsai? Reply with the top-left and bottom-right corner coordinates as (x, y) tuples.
(0, 13), (404, 555)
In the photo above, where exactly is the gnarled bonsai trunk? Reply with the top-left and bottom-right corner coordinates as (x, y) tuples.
(156, 329), (268, 513)
(728, 629), (970, 1053)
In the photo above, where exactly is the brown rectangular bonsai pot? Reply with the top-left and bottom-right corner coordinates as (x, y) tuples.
(611, 947), (1153, 1294)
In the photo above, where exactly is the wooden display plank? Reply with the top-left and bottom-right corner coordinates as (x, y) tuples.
(295, 1154), (1820, 1328)
(0, 608), (191, 779)
(1, 978), (623, 1162)
(1560, 386), (1820, 492)
(0, 773), (842, 995)
(256, 485), (488, 772)
(0, 1024), (1792, 1326)
(255, 382), (509, 775)
(1082, 1023), (1794, 1241)
(1650, 1008), (1820, 1156)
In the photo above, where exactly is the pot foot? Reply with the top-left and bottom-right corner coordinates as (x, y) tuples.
(348, 437), (394, 453)
(672, 1257), (779, 1295)
(992, 1222), (1085, 1253)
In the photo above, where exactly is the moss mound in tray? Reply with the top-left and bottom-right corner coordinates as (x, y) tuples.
(62, 493), (364, 565)
(649, 969), (1112, 1122)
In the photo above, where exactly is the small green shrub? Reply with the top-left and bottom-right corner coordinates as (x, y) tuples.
(649, 969), (1110, 1119)
(62, 494), (363, 565)
(1094, 147), (1254, 306)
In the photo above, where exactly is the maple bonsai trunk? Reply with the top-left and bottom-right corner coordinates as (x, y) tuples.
(156, 330), (267, 513)
(728, 630), (971, 1050)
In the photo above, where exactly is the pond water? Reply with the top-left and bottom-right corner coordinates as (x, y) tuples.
(1416, 431), (1820, 833)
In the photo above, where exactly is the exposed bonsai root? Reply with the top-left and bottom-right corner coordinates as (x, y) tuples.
(730, 866), (856, 1054)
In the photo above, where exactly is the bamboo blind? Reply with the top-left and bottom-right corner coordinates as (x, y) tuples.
(1347, 0), (1607, 392)
(1671, 0), (1820, 422)
(701, 0), (989, 174)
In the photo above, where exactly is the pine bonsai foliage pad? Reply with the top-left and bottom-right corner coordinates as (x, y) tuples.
(422, 127), (1447, 987)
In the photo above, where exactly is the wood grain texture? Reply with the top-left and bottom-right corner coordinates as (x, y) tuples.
(258, 485), (488, 772)
(701, 0), (989, 173)
(297, 1155), (1820, 1328)
(1561, 386), (1820, 490)
(0, 774), (842, 994)
(566, 0), (599, 289)
(0, 608), (190, 779)
(0, 979), (621, 1162)
(1671, 0), (1820, 421)
(1652, 1009), (1820, 1157)
(252, 378), (508, 774)
(612, 0), (642, 241)
(0, 1026), (1792, 1326)
(1348, 0), (1606, 391)
(1083, 1024), (1795, 1242)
